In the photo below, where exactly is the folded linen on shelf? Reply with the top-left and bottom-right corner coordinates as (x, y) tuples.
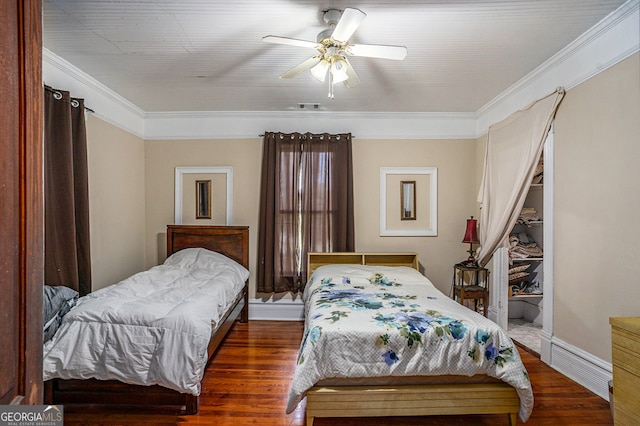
(517, 207), (540, 225)
(509, 233), (543, 259)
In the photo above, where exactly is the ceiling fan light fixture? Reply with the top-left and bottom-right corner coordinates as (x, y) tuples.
(330, 57), (349, 84)
(263, 7), (407, 94)
(310, 59), (330, 82)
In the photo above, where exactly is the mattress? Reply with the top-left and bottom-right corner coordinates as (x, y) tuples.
(43, 248), (249, 395)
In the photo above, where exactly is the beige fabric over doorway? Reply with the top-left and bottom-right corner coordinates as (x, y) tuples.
(476, 88), (565, 267)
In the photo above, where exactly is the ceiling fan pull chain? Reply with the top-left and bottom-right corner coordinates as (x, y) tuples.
(328, 73), (334, 99)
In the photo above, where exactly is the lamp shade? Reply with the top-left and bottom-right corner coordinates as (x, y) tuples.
(330, 57), (349, 84)
(462, 216), (479, 244)
(310, 59), (330, 82)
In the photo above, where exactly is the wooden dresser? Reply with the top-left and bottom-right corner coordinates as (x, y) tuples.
(610, 316), (640, 425)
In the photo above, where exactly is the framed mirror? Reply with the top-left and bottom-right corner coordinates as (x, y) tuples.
(195, 180), (211, 219)
(400, 181), (416, 220)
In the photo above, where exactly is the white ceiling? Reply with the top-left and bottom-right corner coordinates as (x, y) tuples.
(42, 0), (627, 114)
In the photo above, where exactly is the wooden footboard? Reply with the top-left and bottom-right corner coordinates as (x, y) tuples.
(44, 377), (200, 415)
(306, 383), (520, 425)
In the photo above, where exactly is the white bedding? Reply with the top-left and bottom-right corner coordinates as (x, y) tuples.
(286, 264), (534, 422)
(43, 248), (249, 395)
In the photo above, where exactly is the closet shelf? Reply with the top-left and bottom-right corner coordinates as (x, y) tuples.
(512, 257), (543, 262)
(510, 293), (543, 299)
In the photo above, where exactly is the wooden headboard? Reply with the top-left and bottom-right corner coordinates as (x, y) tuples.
(166, 225), (249, 269)
(307, 252), (419, 280)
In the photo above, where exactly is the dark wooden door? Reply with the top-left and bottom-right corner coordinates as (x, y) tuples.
(0, 0), (43, 405)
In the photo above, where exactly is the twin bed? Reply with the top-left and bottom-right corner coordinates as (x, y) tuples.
(43, 225), (249, 414)
(287, 252), (533, 425)
(43, 228), (532, 424)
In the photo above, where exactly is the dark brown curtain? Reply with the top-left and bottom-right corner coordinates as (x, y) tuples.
(44, 86), (91, 295)
(257, 132), (354, 293)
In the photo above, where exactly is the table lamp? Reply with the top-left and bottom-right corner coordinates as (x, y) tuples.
(462, 216), (480, 265)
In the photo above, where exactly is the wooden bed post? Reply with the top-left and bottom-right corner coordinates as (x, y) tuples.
(185, 394), (199, 415)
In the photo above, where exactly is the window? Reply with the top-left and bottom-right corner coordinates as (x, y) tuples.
(257, 132), (354, 293)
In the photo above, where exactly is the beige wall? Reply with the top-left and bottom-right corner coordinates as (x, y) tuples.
(554, 53), (640, 362)
(353, 138), (478, 294)
(86, 115), (146, 290)
(143, 139), (262, 289)
(143, 137), (477, 297)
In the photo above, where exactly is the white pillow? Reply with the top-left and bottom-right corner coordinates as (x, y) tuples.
(165, 248), (249, 282)
(311, 264), (426, 286)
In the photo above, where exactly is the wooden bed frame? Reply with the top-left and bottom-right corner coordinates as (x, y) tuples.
(44, 225), (249, 414)
(303, 252), (521, 426)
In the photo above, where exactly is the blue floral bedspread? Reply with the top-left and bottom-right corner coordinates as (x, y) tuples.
(285, 264), (533, 421)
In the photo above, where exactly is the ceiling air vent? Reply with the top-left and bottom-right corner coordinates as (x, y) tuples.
(298, 103), (320, 110)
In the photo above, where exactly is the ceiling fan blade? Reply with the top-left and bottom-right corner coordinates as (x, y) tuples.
(343, 58), (361, 88)
(280, 56), (322, 79)
(331, 8), (366, 43)
(263, 35), (319, 49)
(347, 43), (408, 60)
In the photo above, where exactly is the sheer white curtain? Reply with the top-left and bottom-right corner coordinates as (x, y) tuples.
(476, 89), (565, 266)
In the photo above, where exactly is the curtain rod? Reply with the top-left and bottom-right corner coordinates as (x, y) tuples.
(45, 86), (94, 113)
(258, 133), (355, 138)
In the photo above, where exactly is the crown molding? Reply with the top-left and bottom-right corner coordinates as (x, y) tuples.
(476, 0), (639, 135)
(42, 48), (146, 138)
(143, 110), (477, 140)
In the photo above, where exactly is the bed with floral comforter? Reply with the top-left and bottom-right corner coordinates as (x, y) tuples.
(286, 263), (533, 422)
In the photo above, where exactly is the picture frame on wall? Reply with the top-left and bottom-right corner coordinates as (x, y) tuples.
(174, 166), (233, 225)
(380, 167), (437, 236)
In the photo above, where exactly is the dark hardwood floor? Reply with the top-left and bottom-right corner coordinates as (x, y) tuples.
(63, 321), (613, 425)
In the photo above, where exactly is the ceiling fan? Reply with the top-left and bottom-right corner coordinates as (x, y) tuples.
(263, 8), (407, 99)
